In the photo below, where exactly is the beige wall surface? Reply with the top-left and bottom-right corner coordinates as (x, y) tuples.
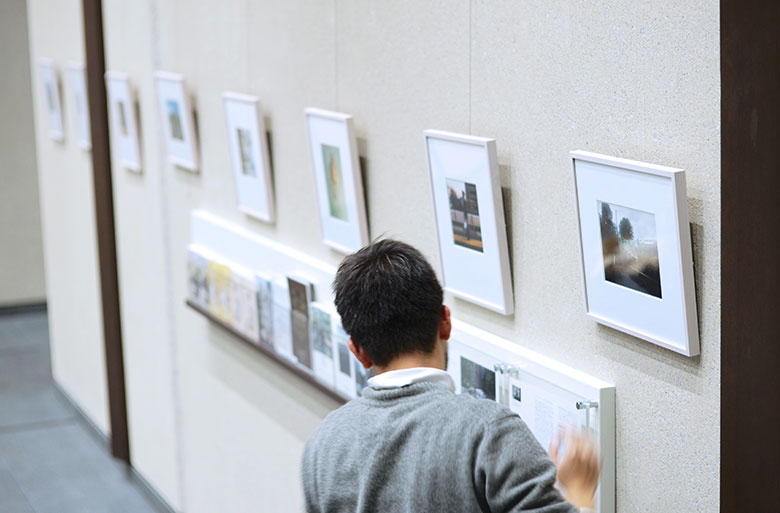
(99, 1), (719, 512)
(26, 0), (109, 434)
(0, 0), (46, 307)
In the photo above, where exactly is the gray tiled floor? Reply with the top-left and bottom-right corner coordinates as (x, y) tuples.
(0, 310), (168, 513)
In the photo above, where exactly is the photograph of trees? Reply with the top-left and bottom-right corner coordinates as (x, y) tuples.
(598, 200), (662, 299)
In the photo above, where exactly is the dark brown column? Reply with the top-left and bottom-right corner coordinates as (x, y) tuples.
(81, 0), (129, 462)
(721, 1), (780, 510)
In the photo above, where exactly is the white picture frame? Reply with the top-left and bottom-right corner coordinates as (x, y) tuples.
(223, 92), (275, 223)
(304, 108), (369, 254)
(65, 62), (90, 150)
(570, 150), (699, 356)
(105, 71), (142, 172)
(424, 129), (514, 315)
(155, 71), (199, 172)
(39, 59), (64, 142)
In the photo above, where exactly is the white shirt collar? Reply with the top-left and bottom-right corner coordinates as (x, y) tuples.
(367, 367), (455, 392)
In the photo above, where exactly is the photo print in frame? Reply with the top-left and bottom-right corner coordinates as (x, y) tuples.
(65, 62), (91, 150)
(304, 108), (369, 254)
(155, 71), (199, 171)
(223, 92), (275, 222)
(425, 130), (514, 315)
(570, 150), (699, 356)
(446, 336), (499, 402)
(39, 59), (64, 142)
(105, 71), (142, 172)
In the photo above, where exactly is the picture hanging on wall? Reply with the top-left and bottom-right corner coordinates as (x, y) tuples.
(105, 71), (142, 172)
(65, 62), (91, 150)
(304, 108), (369, 254)
(288, 275), (314, 369)
(424, 130), (514, 315)
(38, 59), (64, 142)
(570, 150), (699, 356)
(223, 92), (275, 222)
(155, 71), (199, 172)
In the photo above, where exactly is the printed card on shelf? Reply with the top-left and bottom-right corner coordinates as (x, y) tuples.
(231, 265), (259, 342)
(255, 272), (274, 350)
(272, 278), (295, 362)
(506, 373), (584, 453)
(333, 319), (356, 399)
(186, 245), (210, 310)
(309, 302), (336, 387)
(207, 259), (234, 324)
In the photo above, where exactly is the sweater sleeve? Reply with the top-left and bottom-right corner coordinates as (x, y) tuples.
(474, 414), (580, 513)
(301, 439), (320, 513)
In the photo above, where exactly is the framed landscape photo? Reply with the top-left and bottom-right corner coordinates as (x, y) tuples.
(155, 71), (199, 172)
(447, 336), (499, 402)
(65, 62), (91, 150)
(570, 150), (699, 356)
(39, 60), (64, 141)
(223, 92), (274, 222)
(304, 108), (369, 254)
(105, 71), (142, 172)
(424, 130), (514, 315)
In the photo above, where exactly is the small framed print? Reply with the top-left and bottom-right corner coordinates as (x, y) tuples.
(65, 62), (90, 149)
(155, 71), (199, 172)
(39, 60), (64, 141)
(223, 92), (275, 222)
(310, 302), (337, 387)
(105, 71), (142, 172)
(425, 130), (514, 315)
(570, 150), (699, 356)
(304, 108), (369, 254)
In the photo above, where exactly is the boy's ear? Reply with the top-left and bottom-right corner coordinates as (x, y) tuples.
(439, 305), (452, 341)
(349, 338), (373, 369)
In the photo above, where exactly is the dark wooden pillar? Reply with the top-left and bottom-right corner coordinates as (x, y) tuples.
(721, 1), (780, 510)
(82, 0), (129, 462)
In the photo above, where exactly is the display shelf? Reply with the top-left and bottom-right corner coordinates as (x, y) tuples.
(185, 299), (350, 405)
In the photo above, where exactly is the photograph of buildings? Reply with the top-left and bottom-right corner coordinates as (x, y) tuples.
(446, 178), (483, 253)
(598, 200), (662, 299)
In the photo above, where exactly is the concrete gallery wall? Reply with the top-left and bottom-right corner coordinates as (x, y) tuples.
(102, 1), (718, 512)
(0, 0), (46, 307)
(25, 0), (110, 434)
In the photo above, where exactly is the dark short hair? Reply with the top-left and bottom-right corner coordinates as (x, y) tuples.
(333, 239), (443, 367)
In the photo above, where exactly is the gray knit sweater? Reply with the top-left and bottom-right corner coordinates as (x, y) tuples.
(302, 381), (578, 513)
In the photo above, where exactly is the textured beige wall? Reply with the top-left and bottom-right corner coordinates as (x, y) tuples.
(0, 0), (46, 307)
(101, 1), (719, 512)
(25, 0), (109, 435)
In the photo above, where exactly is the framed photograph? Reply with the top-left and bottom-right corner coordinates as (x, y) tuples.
(570, 150), (699, 356)
(424, 130), (514, 315)
(65, 62), (90, 149)
(207, 259), (233, 325)
(155, 71), (199, 171)
(447, 337), (499, 402)
(223, 92), (275, 222)
(39, 60), (64, 141)
(304, 108), (369, 254)
(105, 71), (142, 172)
(288, 275), (314, 369)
